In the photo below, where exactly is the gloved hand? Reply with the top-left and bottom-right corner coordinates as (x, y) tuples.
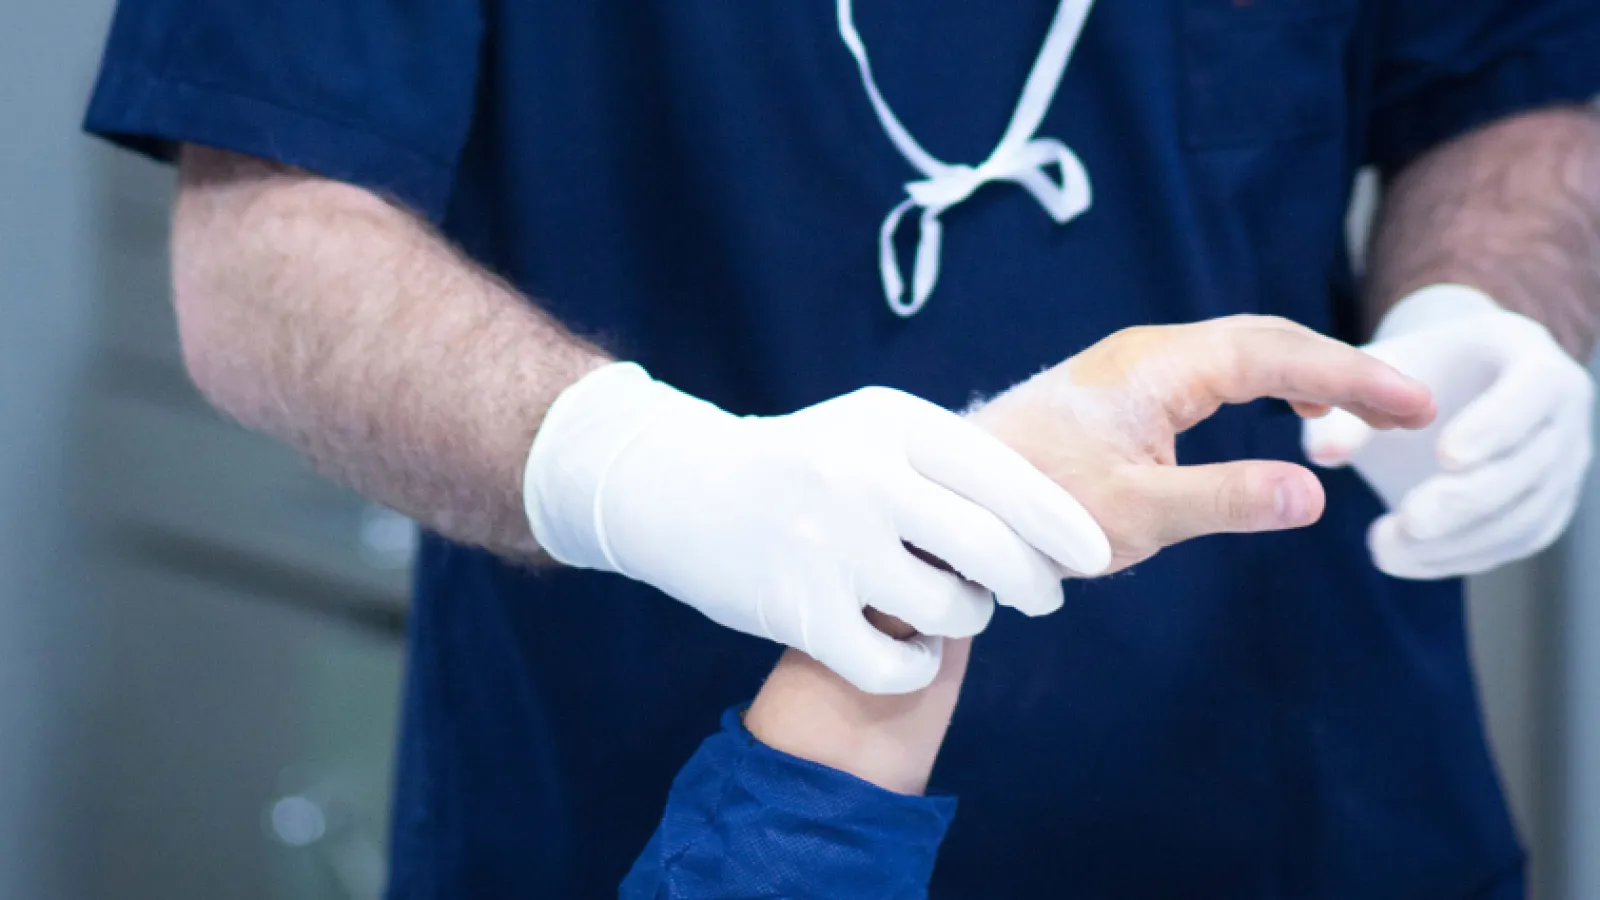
(523, 363), (1111, 695)
(974, 315), (1437, 573)
(1303, 284), (1595, 580)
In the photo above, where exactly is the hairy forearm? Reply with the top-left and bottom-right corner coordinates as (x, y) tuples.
(1366, 107), (1600, 359)
(172, 147), (609, 559)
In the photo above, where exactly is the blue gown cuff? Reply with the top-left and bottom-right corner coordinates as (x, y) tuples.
(621, 705), (957, 899)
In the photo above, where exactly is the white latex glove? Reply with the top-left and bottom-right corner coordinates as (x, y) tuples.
(524, 363), (1111, 694)
(1303, 284), (1595, 579)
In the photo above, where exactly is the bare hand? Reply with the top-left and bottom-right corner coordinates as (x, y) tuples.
(969, 315), (1437, 574)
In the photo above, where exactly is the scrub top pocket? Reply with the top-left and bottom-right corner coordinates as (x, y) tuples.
(1181, 0), (1357, 148)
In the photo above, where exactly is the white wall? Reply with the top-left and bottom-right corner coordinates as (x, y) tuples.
(1558, 401), (1600, 900)
(0, 1), (116, 896)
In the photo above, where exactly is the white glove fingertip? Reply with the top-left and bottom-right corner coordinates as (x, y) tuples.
(1436, 359), (1568, 471)
(886, 476), (1065, 620)
(902, 407), (1111, 576)
(1368, 515), (1440, 581)
(1367, 515), (1401, 574)
(1533, 494), (1582, 556)
(1302, 408), (1375, 469)
(916, 583), (997, 639)
(990, 553), (1068, 618)
(857, 547), (998, 638)
(827, 628), (943, 695)
(1007, 576), (1065, 618)
(1047, 513), (1112, 579)
(1395, 482), (1465, 544)
(1012, 479), (1111, 577)
(970, 460), (1110, 577)
(1438, 413), (1509, 472)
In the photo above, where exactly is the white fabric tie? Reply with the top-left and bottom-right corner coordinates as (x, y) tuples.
(838, 0), (1097, 316)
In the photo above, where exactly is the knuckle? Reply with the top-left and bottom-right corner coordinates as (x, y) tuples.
(799, 447), (866, 497)
(1235, 313), (1298, 333)
(1109, 495), (1162, 557)
(1108, 324), (1155, 343)
(1210, 314), (1255, 330)
(851, 384), (896, 404)
(1117, 529), (1159, 566)
(783, 514), (831, 549)
(851, 385), (918, 416)
(1206, 332), (1250, 390)
(1215, 471), (1264, 524)
(1107, 508), (1160, 562)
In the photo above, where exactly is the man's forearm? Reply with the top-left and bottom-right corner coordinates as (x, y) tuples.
(172, 147), (608, 559)
(1366, 107), (1600, 359)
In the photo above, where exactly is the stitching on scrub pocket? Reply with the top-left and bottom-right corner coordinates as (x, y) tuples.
(1181, 0), (1355, 149)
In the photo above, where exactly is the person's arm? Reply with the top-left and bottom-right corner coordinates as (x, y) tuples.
(1364, 107), (1600, 356)
(1303, 108), (1600, 579)
(173, 148), (1112, 695)
(620, 618), (967, 900)
(745, 614), (966, 796)
(173, 147), (608, 560)
(623, 318), (1435, 899)
(180, 148), (1413, 697)
(1297, 0), (1600, 579)
(743, 317), (1435, 782)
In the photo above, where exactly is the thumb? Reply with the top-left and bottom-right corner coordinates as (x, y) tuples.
(1140, 461), (1326, 547)
(1302, 407), (1378, 468)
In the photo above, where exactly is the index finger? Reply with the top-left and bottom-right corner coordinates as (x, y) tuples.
(1196, 317), (1437, 430)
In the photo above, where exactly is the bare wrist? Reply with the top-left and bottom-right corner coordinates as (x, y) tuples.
(745, 636), (971, 796)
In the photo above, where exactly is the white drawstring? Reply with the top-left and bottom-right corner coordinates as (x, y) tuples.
(838, 0), (1097, 316)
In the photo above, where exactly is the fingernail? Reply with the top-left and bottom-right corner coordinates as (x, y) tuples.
(1275, 481), (1312, 526)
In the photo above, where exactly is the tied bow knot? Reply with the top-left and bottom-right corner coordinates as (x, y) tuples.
(884, 139), (1093, 316)
(839, 0), (1097, 317)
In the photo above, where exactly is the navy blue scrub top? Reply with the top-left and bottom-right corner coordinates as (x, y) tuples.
(86, 2), (1600, 897)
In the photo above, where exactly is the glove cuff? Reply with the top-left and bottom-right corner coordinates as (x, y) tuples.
(1374, 283), (1501, 342)
(523, 362), (709, 571)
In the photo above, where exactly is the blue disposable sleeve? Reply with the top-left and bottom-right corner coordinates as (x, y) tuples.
(620, 706), (957, 900)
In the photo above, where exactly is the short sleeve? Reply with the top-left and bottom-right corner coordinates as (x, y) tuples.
(620, 707), (957, 900)
(83, 0), (483, 221)
(1366, 0), (1600, 179)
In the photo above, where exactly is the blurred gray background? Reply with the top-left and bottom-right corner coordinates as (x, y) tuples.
(4, 3), (407, 899)
(1, 2), (1595, 898)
